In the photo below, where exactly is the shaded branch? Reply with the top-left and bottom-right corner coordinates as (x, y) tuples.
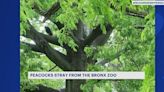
(134, 25), (145, 29)
(74, 20), (86, 41)
(83, 25), (102, 46)
(126, 8), (147, 18)
(84, 24), (113, 46)
(54, 21), (64, 30)
(32, 3), (64, 30)
(39, 33), (60, 45)
(43, 2), (60, 22)
(110, 4), (147, 18)
(32, 2), (61, 22)
(131, 59), (140, 71)
(45, 45), (73, 70)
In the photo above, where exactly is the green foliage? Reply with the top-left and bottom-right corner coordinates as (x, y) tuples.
(81, 80), (112, 92)
(84, 46), (94, 57)
(20, 0), (155, 92)
(56, 30), (78, 52)
(20, 45), (64, 92)
(140, 62), (155, 92)
(82, 5), (154, 92)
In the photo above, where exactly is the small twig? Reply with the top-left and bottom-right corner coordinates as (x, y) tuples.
(48, 65), (57, 71)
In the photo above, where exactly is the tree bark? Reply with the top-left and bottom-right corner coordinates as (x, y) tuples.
(65, 45), (87, 92)
(66, 80), (85, 92)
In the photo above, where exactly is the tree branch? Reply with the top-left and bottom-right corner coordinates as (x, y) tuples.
(53, 20), (84, 46)
(55, 20), (86, 45)
(32, 2), (64, 30)
(43, 2), (60, 22)
(84, 24), (113, 46)
(25, 21), (73, 71)
(83, 25), (102, 46)
(96, 48), (127, 65)
(134, 25), (145, 29)
(21, 41), (72, 70)
(54, 21), (64, 30)
(21, 42), (44, 53)
(23, 29), (76, 56)
(110, 4), (147, 18)
(125, 8), (147, 18)
(33, 2), (117, 47)
(24, 32), (60, 46)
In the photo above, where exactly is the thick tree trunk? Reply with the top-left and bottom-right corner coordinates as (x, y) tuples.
(66, 80), (86, 92)
(65, 47), (87, 92)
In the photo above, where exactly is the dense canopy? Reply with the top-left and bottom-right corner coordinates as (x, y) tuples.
(20, 0), (155, 92)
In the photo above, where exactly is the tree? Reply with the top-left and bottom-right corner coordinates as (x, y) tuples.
(20, 0), (154, 92)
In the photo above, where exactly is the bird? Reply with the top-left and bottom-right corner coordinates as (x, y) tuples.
(45, 26), (53, 36)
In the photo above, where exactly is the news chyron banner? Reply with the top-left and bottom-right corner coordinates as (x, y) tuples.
(20, 0), (161, 92)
